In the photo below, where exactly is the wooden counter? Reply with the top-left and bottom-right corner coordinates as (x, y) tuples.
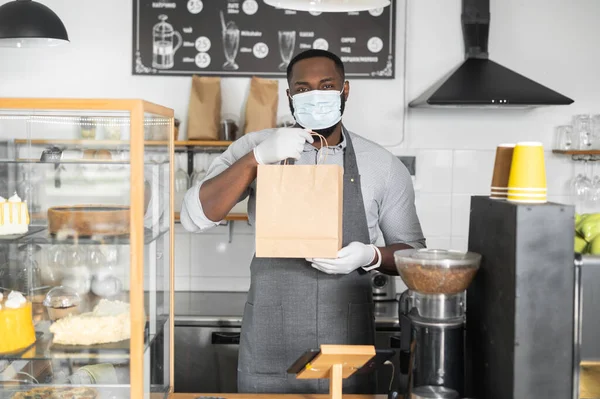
(168, 362), (600, 399)
(170, 395), (389, 399)
(581, 361), (600, 399)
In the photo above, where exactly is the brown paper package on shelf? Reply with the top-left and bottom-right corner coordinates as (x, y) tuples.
(187, 76), (221, 140)
(243, 76), (279, 134)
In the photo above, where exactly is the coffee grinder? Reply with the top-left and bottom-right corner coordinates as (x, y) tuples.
(394, 249), (481, 398)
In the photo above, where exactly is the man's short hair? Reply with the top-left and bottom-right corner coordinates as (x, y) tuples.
(286, 49), (346, 83)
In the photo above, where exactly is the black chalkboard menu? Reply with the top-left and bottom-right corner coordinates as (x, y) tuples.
(132, 0), (396, 79)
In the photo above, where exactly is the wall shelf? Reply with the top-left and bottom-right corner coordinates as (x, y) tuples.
(553, 150), (600, 155)
(173, 140), (233, 147)
(553, 149), (600, 161)
(174, 212), (248, 222)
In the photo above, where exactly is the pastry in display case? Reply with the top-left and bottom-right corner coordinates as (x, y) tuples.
(0, 98), (174, 399)
(0, 193), (30, 236)
(0, 291), (36, 354)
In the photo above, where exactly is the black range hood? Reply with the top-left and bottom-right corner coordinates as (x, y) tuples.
(409, 0), (574, 108)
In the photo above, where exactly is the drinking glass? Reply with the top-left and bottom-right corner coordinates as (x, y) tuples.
(174, 160), (190, 213)
(87, 245), (107, 273)
(572, 159), (593, 211)
(590, 161), (600, 202)
(573, 114), (593, 150)
(190, 153), (207, 187)
(278, 31), (296, 71)
(591, 114), (600, 149)
(62, 245), (91, 295)
(555, 125), (574, 150)
(189, 154), (200, 185)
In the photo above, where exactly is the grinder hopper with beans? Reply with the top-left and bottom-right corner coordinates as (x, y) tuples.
(394, 248), (482, 399)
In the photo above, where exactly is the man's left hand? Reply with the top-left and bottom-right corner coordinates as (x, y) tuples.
(306, 242), (376, 275)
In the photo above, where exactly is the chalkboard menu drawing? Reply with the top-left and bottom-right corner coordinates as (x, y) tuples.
(132, 0), (397, 78)
(152, 15), (182, 69)
(278, 31), (296, 71)
(220, 11), (240, 70)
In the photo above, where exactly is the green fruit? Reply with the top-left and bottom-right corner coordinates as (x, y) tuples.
(589, 235), (600, 255)
(575, 213), (582, 225)
(575, 236), (588, 254)
(580, 221), (600, 242)
(576, 214), (600, 237)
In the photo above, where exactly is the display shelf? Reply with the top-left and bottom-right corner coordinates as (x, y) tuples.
(14, 139), (232, 147)
(0, 226), (168, 246)
(0, 386), (132, 398)
(0, 385), (170, 398)
(173, 212), (248, 222)
(15, 139), (132, 147)
(0, 226), (46, 242)
(13, 158), (132, 164)
(0, 315), (169, 362)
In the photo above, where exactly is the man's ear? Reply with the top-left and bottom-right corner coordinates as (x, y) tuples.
(343, 81), (350, 100)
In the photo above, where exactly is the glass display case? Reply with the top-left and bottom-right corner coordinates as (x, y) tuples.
(0, 99), (174, 399)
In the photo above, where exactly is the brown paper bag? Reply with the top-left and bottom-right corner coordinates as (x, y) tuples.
(187, 76), (221, 140)
(243, 76), (278, 134)
(255, 161), (343, 259)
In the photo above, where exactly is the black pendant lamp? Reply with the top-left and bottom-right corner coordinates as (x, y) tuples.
(0, 0), (68, 47)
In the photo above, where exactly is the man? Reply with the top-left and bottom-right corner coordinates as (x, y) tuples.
(181, 49), (425, 394)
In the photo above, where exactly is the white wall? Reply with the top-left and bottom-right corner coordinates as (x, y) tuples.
(1, 0), (597, 292)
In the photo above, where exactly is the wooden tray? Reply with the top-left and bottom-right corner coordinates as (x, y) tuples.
(48, 205), (130, 237)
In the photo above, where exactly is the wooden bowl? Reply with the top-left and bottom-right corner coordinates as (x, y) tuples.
(48, 205), (130, 237)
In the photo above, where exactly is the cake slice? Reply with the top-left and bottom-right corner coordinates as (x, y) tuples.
(0, 193), (30, 236)
(49, 299), (131, 345)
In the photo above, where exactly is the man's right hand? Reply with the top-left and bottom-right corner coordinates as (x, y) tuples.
(253, 128), (314, 165)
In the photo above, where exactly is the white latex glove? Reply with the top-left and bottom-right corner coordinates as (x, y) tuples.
(253, 128), (314, 165)
(306, 242), (377, 275)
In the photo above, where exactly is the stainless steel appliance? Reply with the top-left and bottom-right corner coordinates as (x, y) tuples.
(174, 324), (240, 393)
(371, 270), (396, 301)
(395, 249), (481, 398)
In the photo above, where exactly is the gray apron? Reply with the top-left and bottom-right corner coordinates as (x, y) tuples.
(237, 131), (375, 394)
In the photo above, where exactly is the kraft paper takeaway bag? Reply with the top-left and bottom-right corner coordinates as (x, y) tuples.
(255, 141), (343, 258)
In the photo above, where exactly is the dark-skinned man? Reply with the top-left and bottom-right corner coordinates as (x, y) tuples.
(181, 49), (425, 394)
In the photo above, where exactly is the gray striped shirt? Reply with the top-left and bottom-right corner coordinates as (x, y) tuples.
(180, 128), (426, 249)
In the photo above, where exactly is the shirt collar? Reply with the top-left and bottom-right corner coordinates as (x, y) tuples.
(303, 127), (347, 153)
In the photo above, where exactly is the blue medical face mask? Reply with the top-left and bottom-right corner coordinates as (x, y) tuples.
(290, 88), (344, 131)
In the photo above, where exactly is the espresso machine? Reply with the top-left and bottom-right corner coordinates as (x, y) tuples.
(394, 249), (481, 398)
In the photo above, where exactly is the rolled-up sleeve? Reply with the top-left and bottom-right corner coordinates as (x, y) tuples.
(378, 157), (426, 249)
(180, 130), (271, 233)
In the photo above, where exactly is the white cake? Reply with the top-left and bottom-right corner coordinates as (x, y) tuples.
(49, 299), (131, 345)
(0, 193), (30, 235)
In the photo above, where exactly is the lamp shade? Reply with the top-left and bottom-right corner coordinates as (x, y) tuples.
(264, 0), (391, 12)
(0, 0), (69, 47)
